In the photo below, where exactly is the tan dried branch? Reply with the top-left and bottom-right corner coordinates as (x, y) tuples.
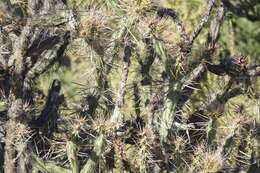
(189, 0), (216, 45)
(110, 42), (132, 123)
(8, 20), (32, 75)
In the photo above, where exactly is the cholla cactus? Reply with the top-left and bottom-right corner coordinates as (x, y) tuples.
(0, 0), (259, 173)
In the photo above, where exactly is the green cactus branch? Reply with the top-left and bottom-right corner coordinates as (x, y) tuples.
(25, 31), (70, 82)
(80, 135), (105, 173)
(104, 17), (137, 75)
(86, 16), (137, 89)
(31, 152), (71, 173)
(85, 16), (137, 117)
(31, 14), (67, 27)
(177, 3), (225, 110)
(31, 135), (105, 173)
(67, 141), (80, 173)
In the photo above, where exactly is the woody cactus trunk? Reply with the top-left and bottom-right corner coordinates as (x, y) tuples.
(0, 1), (72, 173)
(0, 0), (260, 173)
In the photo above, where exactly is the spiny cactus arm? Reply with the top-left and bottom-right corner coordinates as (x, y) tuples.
(80, 135), (105, 173)
(155, 3), (225, 150)
(31, 14), (67, 27)
(31, 152), (71, 173)
(153, 36), (182, 145)
(178, 63), (206, 108)
(205, 3), (225, 50)
(187, 80), (243, 126)
(189, 0), (216, 45)
(0, 27), (7, 67)
(157, 83), (182, 172)
(5, 20), (33, 99)
(110, 42), (132, 123)
(7, 20), (32, 75)
(67, 141), (79, 173)
(159, 82), (182, 142)
(4, 100), (24, 173)
(85, 16), (137, 117)
(157, 8), (188, 40)
(26, 36), (60, 57)
(185, 79), (243, 146)
(6, 13), (68, 28)
(133, 82), (141, 118)
(198, 77), (233, 113)
(4, 0), (44, 74)
(90, 54), (105, 89)
(199, 86), (243, 114)
(177, 3), (225, 109)
(200, 2), (225, 57)
(184, 2), (224, 70)
(181, 63), (207, 89)
(86, 17), (135, 92)
(155, 38), (182, 169)
(221, 116), (254, 159)
(23, 36), (67, 104)
(30, 0), (76, 28)
(248, 98), (260, 172)
(85, 16), (135, 75)
(140, 37), (156, 86)
(85, 18), (133, 114)
(24, 31), (70, 81)
(155, 39), (173, 79)
(104, 17), (137, 75)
